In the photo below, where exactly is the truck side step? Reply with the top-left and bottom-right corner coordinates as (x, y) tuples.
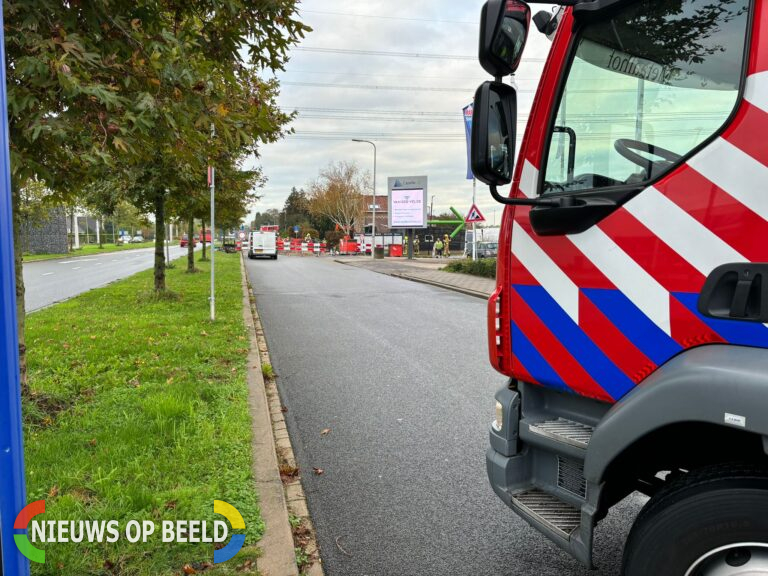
(529, 418), (594, 449)
(511, 489), (581, 538)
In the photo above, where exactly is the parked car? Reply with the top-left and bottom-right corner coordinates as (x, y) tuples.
(180, 234), (196, 248)
(476, 242), (498, 259)
(130, 235), (144, 244)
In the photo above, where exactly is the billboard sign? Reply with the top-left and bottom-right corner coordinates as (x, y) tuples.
(388, 176), (428, 229)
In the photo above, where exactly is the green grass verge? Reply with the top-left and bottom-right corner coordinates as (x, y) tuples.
(24, 242), (158, 262)
(24, 253), (263, 575)
(443, 258), (497, 279)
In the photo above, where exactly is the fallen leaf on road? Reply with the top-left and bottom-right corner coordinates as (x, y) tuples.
(182, 564), (197, 575)
(281, 406), (288, 413)
(312, 467), (324, 476)
(320, 428), (331, 436)
(335, 536), (352, 557)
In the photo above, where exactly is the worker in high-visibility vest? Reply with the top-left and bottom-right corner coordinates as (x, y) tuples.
(435, 238), (444, 259)
(443, 234), (451, 257)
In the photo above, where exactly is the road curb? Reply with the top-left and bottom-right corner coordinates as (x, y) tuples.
(240, 256), (324, 576)
(391, 272), (490, 300)
(333, 259), (491, 300)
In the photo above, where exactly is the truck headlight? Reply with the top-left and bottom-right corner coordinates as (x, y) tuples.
(493, 400), (503, 431)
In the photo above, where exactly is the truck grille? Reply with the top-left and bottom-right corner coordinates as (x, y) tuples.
(557, 457), (587, 499)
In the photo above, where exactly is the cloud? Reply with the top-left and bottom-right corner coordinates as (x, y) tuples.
(249, 1), (556, 225)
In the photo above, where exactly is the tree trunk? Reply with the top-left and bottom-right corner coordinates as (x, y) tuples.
(11, 177), (28, 396)
(201, 218), (207, 260)
(187, 217), (196, 272)
(154, 193), (166, 291)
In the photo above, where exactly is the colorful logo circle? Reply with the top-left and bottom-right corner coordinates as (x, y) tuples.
(213, 500), (246, 564)
(14, 499), (46, 563)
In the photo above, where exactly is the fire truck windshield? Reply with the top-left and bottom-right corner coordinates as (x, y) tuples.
(542, 0), (750, 194)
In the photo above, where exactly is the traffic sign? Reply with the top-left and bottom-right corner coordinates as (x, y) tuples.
(465, 204), (486, 223)
(238, 231), (246, 239)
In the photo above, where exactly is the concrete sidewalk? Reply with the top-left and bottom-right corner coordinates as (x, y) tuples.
(334, 257), (495, 299)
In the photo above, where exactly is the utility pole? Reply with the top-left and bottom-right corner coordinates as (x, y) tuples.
(72, 212), (80, 249)
(352, 139), (376, 258)
(209, 123), (216, 321)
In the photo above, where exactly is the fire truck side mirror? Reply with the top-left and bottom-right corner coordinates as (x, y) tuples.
(471, 81), (516, 187)
(479, 0), (531, 77)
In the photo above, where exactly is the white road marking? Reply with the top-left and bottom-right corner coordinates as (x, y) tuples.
(72, 267), (81, 270)
(42, 272), (53, 276)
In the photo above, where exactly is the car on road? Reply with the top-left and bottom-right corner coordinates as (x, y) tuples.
(248, 230), (277, 259)
(179, 234), (196, 248)
(130, 235), (144, 244)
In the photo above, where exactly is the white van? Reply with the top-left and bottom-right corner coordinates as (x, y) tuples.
(248, 231), (277, 260)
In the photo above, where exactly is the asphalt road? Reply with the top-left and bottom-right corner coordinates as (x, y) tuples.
(23, 245), (198, 312)
(245, 256), (646, 576)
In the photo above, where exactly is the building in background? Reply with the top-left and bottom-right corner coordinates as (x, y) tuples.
(21, 207), (68, 255)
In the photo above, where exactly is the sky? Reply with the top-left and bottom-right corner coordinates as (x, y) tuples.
(247, 1), (557, 228)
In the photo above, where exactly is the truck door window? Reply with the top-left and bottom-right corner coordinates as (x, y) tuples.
(542, 0), (750, 195)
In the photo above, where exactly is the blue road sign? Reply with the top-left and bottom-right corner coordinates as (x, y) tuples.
(293, 225), (300, 233)
(0, 5), (30, 575)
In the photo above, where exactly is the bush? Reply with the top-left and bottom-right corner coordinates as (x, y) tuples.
(443, 258), (497, 278)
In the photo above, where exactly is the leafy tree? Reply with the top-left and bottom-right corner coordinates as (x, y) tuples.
(5, 0), (310, 386)
(307, 162), (368, 236)
(281, 187), (310, 230)
(251, 208), (281, 230)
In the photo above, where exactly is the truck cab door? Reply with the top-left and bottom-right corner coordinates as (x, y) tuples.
(504, 0), (768, 402)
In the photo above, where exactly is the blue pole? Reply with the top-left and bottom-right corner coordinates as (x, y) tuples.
(0, 3), (30, 575)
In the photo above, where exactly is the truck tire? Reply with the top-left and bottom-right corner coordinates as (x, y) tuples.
(622, 463), (768, 576)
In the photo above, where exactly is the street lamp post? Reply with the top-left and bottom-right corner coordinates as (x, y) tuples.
(352, 139), (376, 259)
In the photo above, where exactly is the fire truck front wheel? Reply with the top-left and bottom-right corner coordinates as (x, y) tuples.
(622, 463), (768, 576)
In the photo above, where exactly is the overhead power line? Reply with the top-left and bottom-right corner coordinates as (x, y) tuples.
(294, 46), (476, 60)
(300, 9), (475, 25)
(294, 46), (548, 63)
(281, 81), (474, 93)
(282, 107), (463, 117)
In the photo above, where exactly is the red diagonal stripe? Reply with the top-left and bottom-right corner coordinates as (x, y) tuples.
(579, 292), (656, 385)
(670, 296), (726, 348)
(598, 208), (706, 293)
(749, 0), (768, 74)
(510, 253), (538, 286)
(510, 287), (612, 402)
(655, 167), (768, 263)
(722, 102), (768, 167)
(514, 211), (615, 290)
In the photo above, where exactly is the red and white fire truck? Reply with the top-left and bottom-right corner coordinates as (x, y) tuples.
(473, 1), (768, 574)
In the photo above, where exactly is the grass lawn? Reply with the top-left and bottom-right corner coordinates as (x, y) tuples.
(24, 253), (263, 575)
(24, 241), (158, 262)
